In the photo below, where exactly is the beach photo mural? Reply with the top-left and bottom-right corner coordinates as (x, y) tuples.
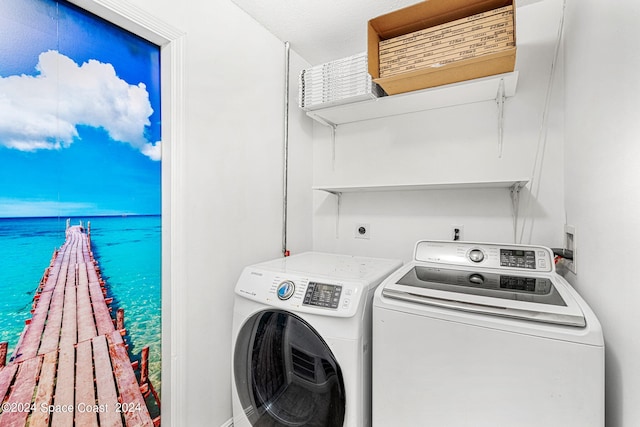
(0, 0), (162, 425)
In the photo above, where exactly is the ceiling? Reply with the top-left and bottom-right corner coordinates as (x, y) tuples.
(230, 0), (543, 66)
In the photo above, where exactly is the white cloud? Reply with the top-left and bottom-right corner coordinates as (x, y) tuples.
(0, 50), (160, 160)
(141, 140), (162, 161)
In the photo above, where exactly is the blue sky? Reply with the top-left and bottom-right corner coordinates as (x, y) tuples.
(0, 0), (161, 217)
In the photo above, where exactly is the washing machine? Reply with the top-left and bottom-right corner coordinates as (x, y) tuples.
(232, 252), (402, 427)
(372, 240), (604, 427)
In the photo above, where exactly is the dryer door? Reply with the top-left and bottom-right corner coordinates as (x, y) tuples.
(234, 310), (346, 427)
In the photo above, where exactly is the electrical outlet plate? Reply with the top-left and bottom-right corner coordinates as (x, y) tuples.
(564, 224), (576, 274)
(355, 223), (370, 239)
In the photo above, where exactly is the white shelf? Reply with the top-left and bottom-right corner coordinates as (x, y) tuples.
(305, 71), (518, 127)
(313, 179), (529, 195)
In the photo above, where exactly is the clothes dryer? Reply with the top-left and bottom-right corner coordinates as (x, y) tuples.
(232, 252), (402, 427)
(372, 240), (604, 427)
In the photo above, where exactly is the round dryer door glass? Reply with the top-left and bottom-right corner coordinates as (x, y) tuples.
(234, 310), (346, 427)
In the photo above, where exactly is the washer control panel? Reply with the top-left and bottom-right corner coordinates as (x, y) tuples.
(236, 270), (362, 317)
(499, 248), (537, 269)
(303, 282), (342, 309)
(414, 241), (555, 272)
(269, 275), (358, 315)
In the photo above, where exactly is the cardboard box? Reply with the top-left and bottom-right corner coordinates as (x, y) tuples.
(368, 0), (516, 95)
(380, 31), (514, 77)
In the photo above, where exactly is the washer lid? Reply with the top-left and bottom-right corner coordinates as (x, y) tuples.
(382, 265), (586, 327)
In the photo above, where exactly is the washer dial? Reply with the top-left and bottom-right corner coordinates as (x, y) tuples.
(276, 280), (295, 300)
(468, 249), (485, 263)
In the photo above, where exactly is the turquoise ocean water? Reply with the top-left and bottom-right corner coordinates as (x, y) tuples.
(0, 215), (161, 393)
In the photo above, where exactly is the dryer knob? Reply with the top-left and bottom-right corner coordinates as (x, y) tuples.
(277, 280), (295, 300)
(469, 249), (485, 263)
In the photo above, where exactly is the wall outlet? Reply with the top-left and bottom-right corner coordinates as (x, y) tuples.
(564, 224), (576, 274)
(355, 223), (370, 239)
(452, 225), (464, 241)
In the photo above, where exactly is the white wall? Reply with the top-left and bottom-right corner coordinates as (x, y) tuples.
(122, 1), (313, 425)
(564, 1), (640, 426)
(312, 0), (567, 262)
(90, 1), (640, 426)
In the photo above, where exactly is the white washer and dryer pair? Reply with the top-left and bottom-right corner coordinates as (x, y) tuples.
(373, 240), (605, 427)
(231, 252), (402, 427)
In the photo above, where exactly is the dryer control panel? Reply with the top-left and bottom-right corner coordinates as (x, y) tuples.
(303, 282), (343, 309)
(236, 269), (363, 318)
(414, 241), (555, 273)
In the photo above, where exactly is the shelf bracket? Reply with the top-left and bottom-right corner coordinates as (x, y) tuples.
(510, 181), (524, 214)
(496, 78), (506, 158)
(307, 113), (339, 169)
(306, 111), (337, 128)
(330, 124), (338, 171)
(322, 190), (342, 239)
(509, 181), (525, 242)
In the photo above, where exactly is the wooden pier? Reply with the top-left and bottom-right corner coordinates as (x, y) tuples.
(0, 224), (158, 426)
